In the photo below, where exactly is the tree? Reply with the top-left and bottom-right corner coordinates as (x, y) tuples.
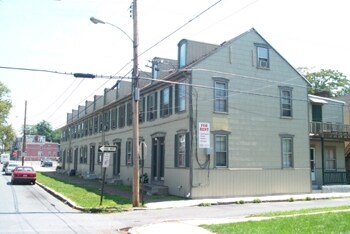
(36, 120), (54, 142)
(300, 68), (350, 97)
(0, 125), (16, 152)
(0, 81), (12, 123)
(0, 81), (15, 152)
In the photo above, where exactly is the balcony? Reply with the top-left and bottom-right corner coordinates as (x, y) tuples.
(309, 122), (350, 140)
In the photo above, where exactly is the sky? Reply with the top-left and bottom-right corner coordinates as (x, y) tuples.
(1, 0), (349, 135)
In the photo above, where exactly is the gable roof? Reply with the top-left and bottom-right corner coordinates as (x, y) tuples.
(180, 28), (311, 87)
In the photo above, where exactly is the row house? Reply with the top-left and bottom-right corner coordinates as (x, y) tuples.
(60, 28), (347, 198)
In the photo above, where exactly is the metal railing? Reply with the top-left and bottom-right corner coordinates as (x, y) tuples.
(324, 171), (347, 184)
(309, 122), (350, 139)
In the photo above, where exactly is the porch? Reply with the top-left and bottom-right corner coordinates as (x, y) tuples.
(309, 122), (350, 186)
(309, 122), (350, 139)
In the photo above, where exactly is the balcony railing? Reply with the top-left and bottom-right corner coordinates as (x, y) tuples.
(309, 122), (350, 139)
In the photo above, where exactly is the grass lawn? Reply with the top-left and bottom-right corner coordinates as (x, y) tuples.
(36, 172), (132, 211)
(202, 209), (350, 234)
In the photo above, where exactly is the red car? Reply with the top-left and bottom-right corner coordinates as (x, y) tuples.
(11, 166), (36, 185)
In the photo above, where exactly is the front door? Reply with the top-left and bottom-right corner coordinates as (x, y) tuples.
(73, 148), (78, 172)
(113, 142), (121, 176)
(89, 145), (95, 172)
(152, 137), (165, 182)
(310, 148), (316, 184)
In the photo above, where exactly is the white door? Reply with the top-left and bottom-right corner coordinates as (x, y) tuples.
(310, 148), (316, 183)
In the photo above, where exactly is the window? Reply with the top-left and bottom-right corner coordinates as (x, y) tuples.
(174, 132), (189, 167)
(281, 135), (294, 168)
(325, 147), (336, 170)
(280, 87), (293, 118)
(104, 111), (110, 131)
(127, 102), (132, 126)
(147, 93), (158, 121)
(215, 134), (228, 167)
(139, 97), (145, 123)
(160, 86), (173, 117)
(94, 116), (98, 134)
(84, 120), (88, 136)
(89, 118), (93, 135)
(118, 105), (125, 128)
(126, 139), (133, 166)
(178, 40), (187, 68)
(111, 107), (118, 129)
(214, 79), (228, 113)
(256, 45), (269, 68)
(152, 63), (158, 79)
(98, 114), (103, 132)
(175, 83), (186, 113)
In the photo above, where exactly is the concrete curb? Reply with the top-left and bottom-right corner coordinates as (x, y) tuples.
(36, 182), (87, 212)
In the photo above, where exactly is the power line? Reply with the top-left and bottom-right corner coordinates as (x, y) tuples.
(138, 0), (223, 58)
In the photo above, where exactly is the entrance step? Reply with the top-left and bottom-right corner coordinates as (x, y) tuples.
(143, 184), (168, 196)
(322, 185), (350, 193)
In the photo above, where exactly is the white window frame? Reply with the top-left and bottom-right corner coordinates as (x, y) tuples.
(256, 45), (269, 69)
(214, 78), (228, 113)
(281, 135), (294, 168)
(215, 134), (228, 167)
(325, 147), (336, 171)
(279, 86), (293, 118)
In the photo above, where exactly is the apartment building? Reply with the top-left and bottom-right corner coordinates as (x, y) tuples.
(60, 28), (314, 198)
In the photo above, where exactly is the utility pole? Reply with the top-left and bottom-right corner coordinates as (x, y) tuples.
(132, 0), (140, 207)
(22, 100), (27, 166)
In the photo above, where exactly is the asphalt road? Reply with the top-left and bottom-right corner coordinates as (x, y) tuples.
(1, 161), (350, 233)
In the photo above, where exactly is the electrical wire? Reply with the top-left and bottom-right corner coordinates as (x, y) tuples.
(138, 0), (223, 58)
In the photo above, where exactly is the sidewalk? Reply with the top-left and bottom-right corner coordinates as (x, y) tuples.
(37, 170), (350, 234)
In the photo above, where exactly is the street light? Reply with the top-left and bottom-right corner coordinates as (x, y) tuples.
(89, 17), (133, 43)
(90, 1), (140, 207)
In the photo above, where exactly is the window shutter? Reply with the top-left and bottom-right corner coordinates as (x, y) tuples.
(160, 89), (164, 117)
(169, 86), (173, 115)
(175, 84), (179, 113)
(147, 95), (150, 120)
(154, 92), (158, 119)
(174, 134), (178, 167)
(185, 132), (190, 167)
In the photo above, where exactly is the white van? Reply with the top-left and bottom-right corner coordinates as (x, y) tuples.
(1, 154), (10, 164)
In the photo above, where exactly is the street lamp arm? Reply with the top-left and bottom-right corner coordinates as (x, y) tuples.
(90, 17), (133, 43)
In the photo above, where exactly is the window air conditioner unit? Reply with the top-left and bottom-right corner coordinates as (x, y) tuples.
(259, 59), (268, 68)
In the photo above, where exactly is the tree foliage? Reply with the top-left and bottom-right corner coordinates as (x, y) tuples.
(0, 81), (15, 152)
(300, 68), (350, 97)
(32, 120), (60, 143)
(0, 125), (16, 151)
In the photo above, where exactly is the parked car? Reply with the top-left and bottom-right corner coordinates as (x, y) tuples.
(41, 159), (53, 167)
(5, 162), (20, 175)
(11, 166), (36, 185)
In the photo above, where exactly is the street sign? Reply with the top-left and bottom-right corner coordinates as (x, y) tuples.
(102, 152), (111, 168)
(99, 145), (117, 152)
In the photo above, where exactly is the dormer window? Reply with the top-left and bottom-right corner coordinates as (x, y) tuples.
(256, 45), (269, 69)
(178, 40), (187, 68)
(152, 63), (158, 79)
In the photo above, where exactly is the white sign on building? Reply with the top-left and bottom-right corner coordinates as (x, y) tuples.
(198, 122), (210, 148)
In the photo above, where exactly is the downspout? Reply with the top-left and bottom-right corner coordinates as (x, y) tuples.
(188, 71), (194, 198)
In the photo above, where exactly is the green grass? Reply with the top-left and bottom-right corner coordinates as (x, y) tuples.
(36, 172), (132, 211)
(251, 206), (350, 217)
(202, 209), (350, 234)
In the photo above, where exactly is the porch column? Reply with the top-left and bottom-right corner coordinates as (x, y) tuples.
(321, 137), (325, 185)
